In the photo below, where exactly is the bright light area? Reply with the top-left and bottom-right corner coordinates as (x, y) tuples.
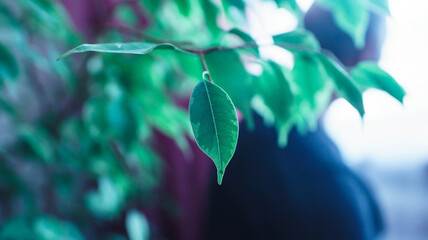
(323, 0), (428, 166)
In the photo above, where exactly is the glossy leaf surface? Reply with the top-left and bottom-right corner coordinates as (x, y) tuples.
(189, 80), (239, 185)
(58, 42), (182, 60)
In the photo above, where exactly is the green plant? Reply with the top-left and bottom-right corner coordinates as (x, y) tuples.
(0, 0), (404, 239)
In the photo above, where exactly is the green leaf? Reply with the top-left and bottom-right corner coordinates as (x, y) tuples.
(221, 0), (247, 25)
(57, 42), (184, 60)
(0, 43), (19, 81)
(292, 53), (333, 131)
(229, 28), (259, 56)
(351, 61), (405, 103)
(126, 210), (150, 240)
(256, 61), (294, 147)
(318, 54), (365, 116)
(189, 80), (239, 185)
(18, 125), (55, 163)
(204, 50), (254, 129)
(316, 0), (370, 48)
(363, 0), (390, 15)
(34, 216), (84, 240)
(0, 217), (35, 240)
(202, 0), (222, 38)
(176, 0), (191, 16)
(273, 29), (320, 52)
(86, 177), (125, 218)
(274, 0), (300, 14)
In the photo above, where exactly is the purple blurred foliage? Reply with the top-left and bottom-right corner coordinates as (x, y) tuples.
(59, 1), (211, 239)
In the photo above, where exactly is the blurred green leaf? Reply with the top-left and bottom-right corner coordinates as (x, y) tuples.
(273, 29), (320, 52)
(115, 4), (138, 26)
(292, 53), (334, 132)
(221, 0), (247, 26)
(126, 210), (150, 240)
(351, 61), (405, 103)
(34, 215), (84, 240)
(318, 54), (365, 117)
(189, 80), (239, 185)
(316, 0), (370, 48)
(205, 50), (254, 129)
(0, 217), (35, 240)
(229, 28), (259, 56)
(363, 0), (390, 15)
(86, 177), (126, 218)
(0, 43), (19, 82)
(17, 125), (55, 162)
(176, 0), (191, 16)
(274, 0), (300, 15)
(256, 61), (294, 147)
(202, 0), (222, 38)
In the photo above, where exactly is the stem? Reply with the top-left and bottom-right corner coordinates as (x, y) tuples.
(198, 52), (213, 82)
(106, 23), (345, 69)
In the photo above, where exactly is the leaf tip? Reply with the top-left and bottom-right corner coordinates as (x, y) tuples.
(217, 170), (224, 185)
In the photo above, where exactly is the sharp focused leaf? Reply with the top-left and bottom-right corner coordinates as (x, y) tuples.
(57, 42), (183, 60)
(189, 80), (239, 185)
(318, 54), (365, 116)
(126, 210), (150, 240)
(273, 29), (320, 52)
(351, 61), (405, 102)
(316, 0), (370, 48)
(204, 50), (254, 129)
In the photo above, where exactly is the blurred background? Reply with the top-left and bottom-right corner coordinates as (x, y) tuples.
(0, 0), (427, 239)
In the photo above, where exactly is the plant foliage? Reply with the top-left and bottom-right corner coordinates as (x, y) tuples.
(0, 0), (403, 238)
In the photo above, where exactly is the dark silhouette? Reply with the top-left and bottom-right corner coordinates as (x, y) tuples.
(205, 4), (385, 240)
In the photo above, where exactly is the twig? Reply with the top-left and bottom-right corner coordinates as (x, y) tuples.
(198, 52), (213, 82)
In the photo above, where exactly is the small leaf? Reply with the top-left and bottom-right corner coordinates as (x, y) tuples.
(175, 0), (191, 16)
(275, 0), (299, 11)
(292, 53), (333, 131)
(34, 215), (84, 240)
(189, 80), (239, 185)
(229, 28), (259, 56)
(256, 61), (294, 147)
(363, 0), (390, 15)
(318, 54), (365, 117)
(351, 61), (405, 103)
(205, 50), (254, 129)
(221, 0), (247, 25)
(57, 42), (184, 60)
(273, 29), (320, 52)
(126, 210), (150, 240)
(202, 0), (222, 38)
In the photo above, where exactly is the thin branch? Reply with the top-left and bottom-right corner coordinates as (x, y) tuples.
(198, 52), (213, 82)
(103, 23), (346, 69)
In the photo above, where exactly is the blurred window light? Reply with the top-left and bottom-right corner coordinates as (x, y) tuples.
(323, 0), (428, 167)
